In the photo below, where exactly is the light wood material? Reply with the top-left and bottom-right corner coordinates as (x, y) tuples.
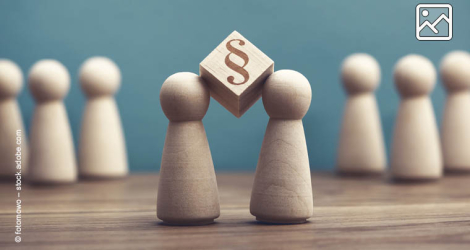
(27, 60), (77, 184)
(391, 55), (442, 180)
(250, 70), (313, 224)
(0, 59), (29, 178)
(200, 30), (274, 117)
(337, 54), (386, 175)
(158, 72), (219, 225)
(440, 51), (470, 172)
(1, 172), (470, 249)
(78, 57), (128, 179)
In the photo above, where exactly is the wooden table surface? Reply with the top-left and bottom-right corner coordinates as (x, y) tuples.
(1, 172), (470, 250)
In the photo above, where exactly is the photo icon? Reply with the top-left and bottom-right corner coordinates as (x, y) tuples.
(416, 4), (452, 41)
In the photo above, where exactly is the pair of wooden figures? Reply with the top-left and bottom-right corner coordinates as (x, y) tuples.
(157, 31), (314, 225)
(157, 70), (313, 225)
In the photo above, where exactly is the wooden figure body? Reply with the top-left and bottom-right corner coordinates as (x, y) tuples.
(28, 60), (77, 184)
(391, 55), (442, 180)
(157, 72), (220, 225)
(79, 57), (128, 178)
(337, 54), (386, 175)
(0, 60), (29, 179)
(250, 70), (313, 224)
(440, 51), (470, 172)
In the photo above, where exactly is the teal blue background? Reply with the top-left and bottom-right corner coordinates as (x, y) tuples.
(1, 0), (469, 172)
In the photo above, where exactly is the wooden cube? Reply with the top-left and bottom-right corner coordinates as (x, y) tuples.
(200, 31), (274, 118)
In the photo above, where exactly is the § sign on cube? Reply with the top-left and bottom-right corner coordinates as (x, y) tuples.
(200, 31), (274, 118)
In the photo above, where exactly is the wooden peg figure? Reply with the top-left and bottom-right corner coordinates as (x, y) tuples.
(391, 55), (442, 181)
(337, 53), (386, 175)
(157, 72), (220, 225)
(28, 60), (77, 184)
(0, 60), (29, 179)
(440, 51), (470, 172)
(250, 69), (313, 224)
(78, 57), (128, 179)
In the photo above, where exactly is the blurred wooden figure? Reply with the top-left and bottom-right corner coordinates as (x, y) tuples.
(440, 51), (470, 173)
(78, 57), (128, 179)
(0, 60), (29, 179)
(28, 60), (77, 184)
(391, 55), (442, 181)
(250, 70), (313, 224)
(337, 54), (386, 175)
(157, 72), (220, 225)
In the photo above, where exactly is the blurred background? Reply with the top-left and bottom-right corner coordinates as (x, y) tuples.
(1, 0), (469, 172)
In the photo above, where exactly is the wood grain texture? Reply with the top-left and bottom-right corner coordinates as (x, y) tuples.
(200, 30), (274, 118)
(251, 70), (313, 224)
(158, 72), (219, 225)
(1, 173), (470, 250)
